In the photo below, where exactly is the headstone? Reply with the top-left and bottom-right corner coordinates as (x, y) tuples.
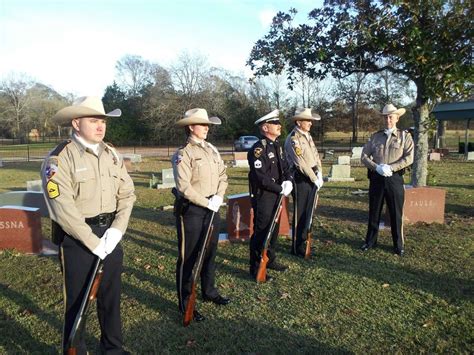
(428, 152), (441, 161)
(351, 147), (363, 165)
(156, 168), (175, 189)
(351, 147), (363, 159)
(226, 192), (290, 242)
(0, 206), (43, 254)
(122, 153), (142, 163)
(233, 152), (249, 168)
(337, 155), (351, 165)
(385, 186), (446, 226)
(122, 154), (142, 172)
(431, 148), (449, 157)
(467, 152), (474, 161)
(0, 191), (49, 217)
(327, 164), (355, 182)
(26, 179), (43, 192)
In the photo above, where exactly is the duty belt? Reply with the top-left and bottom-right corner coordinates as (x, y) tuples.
(85, 212), (115, 227)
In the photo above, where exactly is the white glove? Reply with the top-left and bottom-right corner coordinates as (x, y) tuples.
(375, 164), (385, 176)
(280, 180), (293, 197)
(92, 237), (107, 260)
(315, 171), (324, 189)
(381, 164), (393, 177)
(103, 228), (123, 254)
(207, 195), (222, 212)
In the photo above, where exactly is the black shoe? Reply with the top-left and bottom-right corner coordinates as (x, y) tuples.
(193, 310), (205, 322)
(267, 262), (288, 272)
(203, 295), (231, 305)
(360, 243), (377, 252)
(394, 248), (405, 257)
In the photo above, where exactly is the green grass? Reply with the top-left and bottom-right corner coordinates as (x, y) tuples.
(0, 157), (473, 353)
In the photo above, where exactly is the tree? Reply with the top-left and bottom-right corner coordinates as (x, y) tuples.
(171, 51), (210, 107)
(248, 1), (473, 186)
(334, 72), (368, 142)
(0, 73), (35, 139)
(115, 54), (157, 97)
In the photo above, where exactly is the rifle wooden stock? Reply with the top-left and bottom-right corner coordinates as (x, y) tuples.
(183, 283), (196, 327)
(304, 189), (319, 260)
(256, 194), (284, 283)
(256, 249), (269, 282)
(304, 231), (312, 260)
(65, 258), (103, 353)
(182, 212), (215, 327)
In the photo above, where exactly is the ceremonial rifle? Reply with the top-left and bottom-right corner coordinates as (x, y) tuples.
(256, 194), (284, 283)
(66, 257), (104, 355)
(304, 185), (319, 260)
(183, 212), (216, 327)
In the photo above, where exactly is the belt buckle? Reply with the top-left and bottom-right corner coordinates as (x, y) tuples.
(98, 214), (107, 227)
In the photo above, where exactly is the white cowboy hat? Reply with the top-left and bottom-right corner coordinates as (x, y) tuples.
(381, 104), (406, 117)
(254, 109), (280, 125)
(291, 108), (321, 121)
(52, 96), (121, 126)
(176, 108), (221, 127)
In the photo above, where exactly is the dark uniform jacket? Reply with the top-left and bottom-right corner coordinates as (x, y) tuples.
(247, 136), (291, 197)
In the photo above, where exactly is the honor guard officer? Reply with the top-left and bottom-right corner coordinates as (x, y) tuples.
(284, 108), (324, 257)
(361, 104), (414, 256)
(41, 96), (136, 354)
(172, 108), (230, 323)
(248, 109), (293, 280)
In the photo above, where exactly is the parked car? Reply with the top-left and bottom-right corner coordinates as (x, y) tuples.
(234, 135), (259, 151)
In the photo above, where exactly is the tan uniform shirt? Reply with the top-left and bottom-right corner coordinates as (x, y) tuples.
(41, 135), (136, 252)
(285, 127), (322, 182)
(172, 137), (228, 208)
(361, 129), (414, 172)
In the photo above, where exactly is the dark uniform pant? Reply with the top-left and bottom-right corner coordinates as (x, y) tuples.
(176, 204), (220, 312)
(291, 173), (315, 255)
(365, 172), (405, 252)
(249, 190), (281, 274)
(59, 219), (124, 355)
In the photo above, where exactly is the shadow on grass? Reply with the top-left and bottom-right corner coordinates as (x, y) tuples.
(0, 283), (60, 353)
(126, 228), (249, 274)
(445, 203), (474, 218)
(132, 206), (176, 226)
(125, 316), (349, 353)
(315, 245), (474, 302)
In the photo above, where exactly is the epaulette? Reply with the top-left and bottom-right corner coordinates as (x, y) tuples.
(50, 139), (71, 156)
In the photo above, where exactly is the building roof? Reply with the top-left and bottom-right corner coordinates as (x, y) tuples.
(432, 100), (474, 121)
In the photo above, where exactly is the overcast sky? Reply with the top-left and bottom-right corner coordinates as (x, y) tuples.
(0, 0), (322, 97)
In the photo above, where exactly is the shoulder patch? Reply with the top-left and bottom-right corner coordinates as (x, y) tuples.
(44, 157), (59, 180)
(46, 180), (60, 199)
(50, 140), (71, 157)
(254, 147), (263, 158)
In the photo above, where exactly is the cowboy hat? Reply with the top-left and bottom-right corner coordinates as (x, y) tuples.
(291, 108), (321, 121)
(254, 109), (280, 125)
(176, 108), (221, 127)
(52, 96), (121, 126)
(381, 104), (406, 117)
